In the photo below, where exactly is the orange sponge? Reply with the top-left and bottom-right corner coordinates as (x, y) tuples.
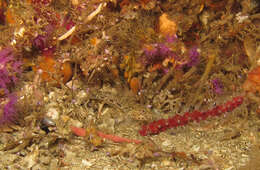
(34, 54), (72, 85)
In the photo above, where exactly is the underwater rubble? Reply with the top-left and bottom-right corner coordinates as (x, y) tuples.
(0, 0), (260, 169)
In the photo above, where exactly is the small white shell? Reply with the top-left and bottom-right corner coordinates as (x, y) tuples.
(58, 26), (76, 41)
(46, 108), (59, 120)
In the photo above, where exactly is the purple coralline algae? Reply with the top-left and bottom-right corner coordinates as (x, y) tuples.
(142, 43), (174, 66)
(0, 47), (22, 94)
(0, 47), (22, 124)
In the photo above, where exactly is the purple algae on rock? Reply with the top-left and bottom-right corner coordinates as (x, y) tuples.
(0, 47), (22, 94)
(0, 48), (22, 124)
